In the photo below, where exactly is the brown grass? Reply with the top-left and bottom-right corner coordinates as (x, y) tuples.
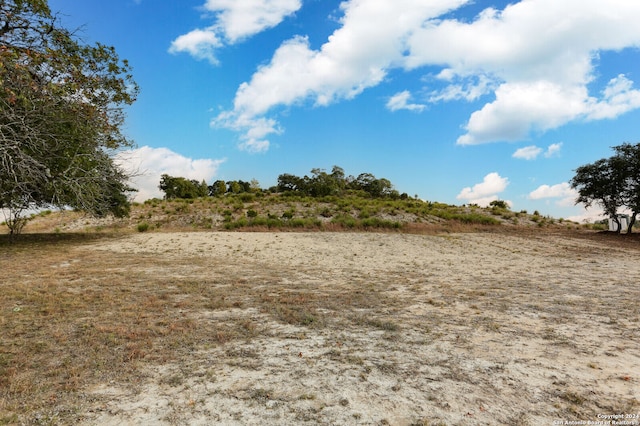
(0, 232), (408, 424)
(1, 228), (639, 424)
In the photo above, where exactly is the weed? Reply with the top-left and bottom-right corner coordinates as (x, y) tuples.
(249, 388), (272, 402)
(319, 207), (333, 218)
(298, 393), (316, 400)
(281, 209), (295, 219)
(560, 391), (585, 405)
(365, 318), (400, 331)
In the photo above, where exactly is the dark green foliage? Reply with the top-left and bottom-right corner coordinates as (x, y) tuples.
(351, 173), (393, 198)
(162, 165), (399, 208)
(281, 209), (294, 219)
(239, 193), (255, 203)
(158, 175), (208, 200)
(276, 173), (305, 193)
(226, 180), (252, 194)
(611, 143), (640, 232)
(1, 0), (139, 234)
(150, 167), (510, 232)
(275, 166), (396, 199)
(360, 217), (403, 229)
(489, 200), (509, 210)
(208, 180), (227, 197)
(570, 142), (640, 233)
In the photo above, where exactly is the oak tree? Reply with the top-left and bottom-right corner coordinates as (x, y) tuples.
(1, 0), (138, 234)
(570, 143), (640, 233)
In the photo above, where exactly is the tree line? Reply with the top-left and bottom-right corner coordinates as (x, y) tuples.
(276, 166), (406, 198)
(3, 3), (639, 237)
(570, 142), (640, 233)
(158, 166), (409, 200)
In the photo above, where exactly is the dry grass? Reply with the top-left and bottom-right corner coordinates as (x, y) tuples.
(1, 228), (639, 425)
(0, 233), (408, 424)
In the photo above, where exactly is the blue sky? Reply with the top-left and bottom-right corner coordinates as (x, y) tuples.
(48, 0), (640, 221)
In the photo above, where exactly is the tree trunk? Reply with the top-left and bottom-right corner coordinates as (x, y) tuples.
(628, 213), (637, 234)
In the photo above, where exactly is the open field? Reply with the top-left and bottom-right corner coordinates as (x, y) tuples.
(1, 228), (639, 425)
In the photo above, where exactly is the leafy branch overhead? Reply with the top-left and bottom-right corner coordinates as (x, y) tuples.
(0, 0), (138, 234)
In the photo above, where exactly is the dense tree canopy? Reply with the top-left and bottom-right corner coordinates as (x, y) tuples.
(570, 143), (640, 233)
(1, 0), (138, 234)
(159, 175), (207, 200)
(159, 166), (404, 202)
(277, 166), (399, 199)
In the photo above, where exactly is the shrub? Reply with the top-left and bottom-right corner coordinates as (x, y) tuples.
(137, 222), (150, 232)
(247, 209), (258, 218)
(240, 193), (255, 203)
(290, 218), (307, 228)
(282, 209), (294, 219)
(249, 216), (268, 227)
(319, 207), (333, 218)
(361, 217), (402, 229)
(267, 218), (283, 228)
(358, 208), (372, 219)
(224, 217), (248, 230)
(489, 200), (509, 210)
(447, 213), (500, 225)
(331, 215), (357, 228)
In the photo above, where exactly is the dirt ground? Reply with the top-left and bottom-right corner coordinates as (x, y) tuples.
(3, 229), (640, 425)
(82, 230), (640, 425)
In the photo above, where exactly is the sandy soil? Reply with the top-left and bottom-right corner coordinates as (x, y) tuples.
(80, 230), (640, 425)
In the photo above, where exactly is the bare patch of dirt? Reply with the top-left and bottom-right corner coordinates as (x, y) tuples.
(1, 230), (639, 425)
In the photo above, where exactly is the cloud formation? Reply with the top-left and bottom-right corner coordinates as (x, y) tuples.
(387, 91), (425, 112)
(513, 142), (563, 160)
(456, 172), (509, 207)
(169, 29), (223, 64)
(513, 145), (543, 161)
(544, 143), (562, 158)
(215, 0), (467, 150)
(212, 0), (640, 151)
(114, 146), (226, 201)
(169, 0), (301, 63)
(528, 182), (577, 208)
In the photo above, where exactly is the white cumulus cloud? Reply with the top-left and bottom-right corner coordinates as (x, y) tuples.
(114, 146), (226, 202)
(204, 0), (302, 43)
(169, 29), (222, 64)
(456, 81), (588, 145)
(513, 142), (563, 160)
(428, 73), (495, 102)
(215, 0), (640, 151)
(406, 0), (640, 145)
(513, 145), (543, 160)
(586, 74), (640, 120)
(169, 0), (301, 63)
(215, 0), (468, 149)
(386, 91), (425, 112)
(528, 182), (577, 207)
(544, 142), (562, 158)
(456, 172), (509, 206)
